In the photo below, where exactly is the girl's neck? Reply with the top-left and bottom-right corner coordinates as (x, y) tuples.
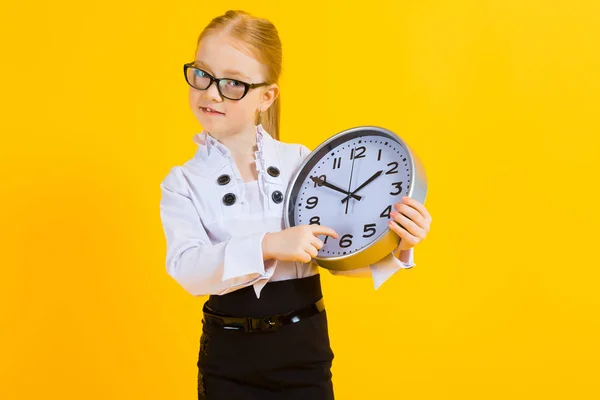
(209, 125), (258, 157)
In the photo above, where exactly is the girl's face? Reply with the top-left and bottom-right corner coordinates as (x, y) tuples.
(189, 32), (278, 137)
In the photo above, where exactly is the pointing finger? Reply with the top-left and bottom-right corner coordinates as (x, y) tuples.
(309, 225), (339, 239)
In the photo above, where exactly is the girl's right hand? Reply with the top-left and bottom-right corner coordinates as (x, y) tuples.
(262, 225), (339, 263)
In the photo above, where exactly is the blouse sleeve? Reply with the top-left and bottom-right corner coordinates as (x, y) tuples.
(159, 167), (276, 298)
(299, 144), (311, 161)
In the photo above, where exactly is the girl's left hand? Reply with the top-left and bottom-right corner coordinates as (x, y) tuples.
(388, 196), (432, 251)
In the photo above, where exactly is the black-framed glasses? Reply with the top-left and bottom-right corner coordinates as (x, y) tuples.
(183, 62), (270, 100)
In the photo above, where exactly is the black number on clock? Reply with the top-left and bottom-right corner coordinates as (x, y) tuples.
(324, 235), (329, 245)
(313, 175), (327, 188)
(363, 223), (376, 238)
(306, 196), (319, 209)
(333, 157), (342, 169)
(378, 149), (382, 161)
(380, 205), (392, 218)
(390, 182), (403, 195)
(309, 216), (321, 225)
(350, 146), (366, 159)
(386, 161), (399, 174)
(339, 234), (353, 248)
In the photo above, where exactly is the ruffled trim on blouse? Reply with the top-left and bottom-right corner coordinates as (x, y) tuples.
(194, 124), (271, 212)
(200, 131), (231, 158)
(255, 124), (271, 212)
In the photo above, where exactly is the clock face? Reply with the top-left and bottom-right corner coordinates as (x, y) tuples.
(286, 128), (414, 259)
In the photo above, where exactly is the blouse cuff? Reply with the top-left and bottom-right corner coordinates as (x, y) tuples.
(397, 247), (415, 266)
(252, 267), (275, 299)
(370, 248), (416, 290)
(222, 231), (277, 282)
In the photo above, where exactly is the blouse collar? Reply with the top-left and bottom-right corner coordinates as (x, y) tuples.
(192, 123), (272, 158)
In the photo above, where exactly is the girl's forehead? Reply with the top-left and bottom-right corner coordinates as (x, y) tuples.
(195, 34), (264, 79)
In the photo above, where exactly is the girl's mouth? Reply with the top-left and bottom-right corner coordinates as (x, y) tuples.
(201, 107), (225, 116)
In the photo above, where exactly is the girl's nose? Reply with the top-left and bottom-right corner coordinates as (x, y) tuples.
(206, 81), (223, 101)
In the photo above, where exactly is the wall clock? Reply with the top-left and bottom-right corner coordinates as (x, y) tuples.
(283, 126), (427, 271)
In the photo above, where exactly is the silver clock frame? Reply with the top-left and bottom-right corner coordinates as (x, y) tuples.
(283, 126), (428, 272)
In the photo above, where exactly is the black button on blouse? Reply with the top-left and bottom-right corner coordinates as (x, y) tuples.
(217, 174), (231, 185)
(271, 190), (283, 204)
(223, 193), (236, 206)
(267, 166), (280, 177)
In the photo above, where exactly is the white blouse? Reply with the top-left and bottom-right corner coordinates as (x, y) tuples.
(159, 124), (415, 298)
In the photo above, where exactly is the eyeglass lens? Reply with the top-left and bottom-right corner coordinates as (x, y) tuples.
(186, 67), (246, 100)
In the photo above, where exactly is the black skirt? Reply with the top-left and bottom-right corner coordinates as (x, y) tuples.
(197, 274), (335, 400)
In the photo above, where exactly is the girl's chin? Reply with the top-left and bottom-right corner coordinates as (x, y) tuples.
(197, 116), (224, 127)
(197, 118), (230, 134)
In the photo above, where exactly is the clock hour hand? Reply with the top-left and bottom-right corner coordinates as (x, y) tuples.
(341, 170), (384, 204)
(310, 176), (362, 201)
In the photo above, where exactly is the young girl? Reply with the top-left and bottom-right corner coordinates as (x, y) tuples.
(159, 10), (432, 399)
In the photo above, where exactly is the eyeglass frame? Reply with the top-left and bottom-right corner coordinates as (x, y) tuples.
(183, 62), (270, 100)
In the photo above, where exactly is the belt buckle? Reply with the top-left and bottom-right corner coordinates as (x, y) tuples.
(246, 316), (280, 332)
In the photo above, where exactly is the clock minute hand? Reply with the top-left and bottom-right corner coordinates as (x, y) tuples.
(341, 170), (383, 204)
(309, 176), (362, 201)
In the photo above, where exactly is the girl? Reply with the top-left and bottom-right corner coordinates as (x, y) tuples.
(159, 9), (432, 400)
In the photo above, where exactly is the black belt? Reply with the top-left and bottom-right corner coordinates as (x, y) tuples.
(202, 298), (325, 333)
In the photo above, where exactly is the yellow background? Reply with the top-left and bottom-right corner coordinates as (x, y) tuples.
(1, 0), (599, 398)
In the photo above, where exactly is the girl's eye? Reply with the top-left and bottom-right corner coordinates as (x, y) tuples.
(194, 69), (208, 77)
(226, 80), (243, 87)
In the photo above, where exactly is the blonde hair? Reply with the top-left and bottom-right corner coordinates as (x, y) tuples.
(195, 10), (283, 140)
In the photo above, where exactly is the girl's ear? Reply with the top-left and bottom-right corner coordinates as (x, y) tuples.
(260, 84), (280, 111)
